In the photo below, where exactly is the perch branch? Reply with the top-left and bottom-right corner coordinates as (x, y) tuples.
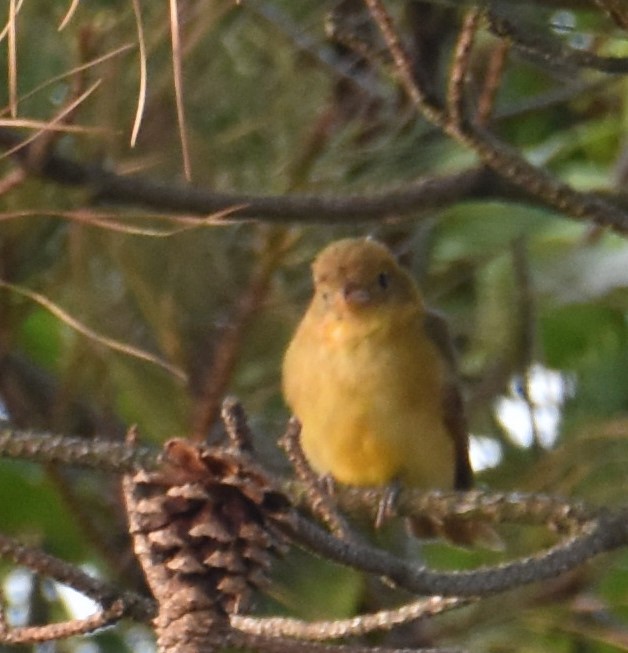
(283, 506), (627, 598)
(2, 417), (628, 605)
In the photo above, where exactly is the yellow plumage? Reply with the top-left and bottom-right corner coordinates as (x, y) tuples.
(282, 237), (472, 492)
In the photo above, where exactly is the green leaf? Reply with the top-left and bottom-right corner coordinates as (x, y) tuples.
(17, 309), (63, 370)
(541, 304), (626, 369)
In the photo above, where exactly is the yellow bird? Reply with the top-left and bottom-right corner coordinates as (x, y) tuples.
(282, 237), (476, 535)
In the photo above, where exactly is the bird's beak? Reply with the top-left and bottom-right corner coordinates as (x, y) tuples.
(342, 284), (372, 306)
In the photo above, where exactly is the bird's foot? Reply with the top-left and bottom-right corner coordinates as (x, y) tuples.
(375, 481), (401, 529)
(318, 473), (336, 497)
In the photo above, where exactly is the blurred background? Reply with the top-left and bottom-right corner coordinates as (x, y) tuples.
(0, 1), (628, 651)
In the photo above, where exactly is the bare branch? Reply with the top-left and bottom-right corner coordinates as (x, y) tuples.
(0, 533), (154, 621)
(475, 39), (510, 126)
(488, 10), (628, 74)
(279, 418), (356, 541)
(283, 506), (628, 598)
(0, 426), (160, 472)
(334, 487), (594, 532)
(1, 600), (125, 644)
(231, 595), (470, 640)
(0, 126), (491, 218)
(3, 417), (628, 613)
(0, 121), (625, 230)
(447, 8), (481, 126)
(221, 396), (255, 451)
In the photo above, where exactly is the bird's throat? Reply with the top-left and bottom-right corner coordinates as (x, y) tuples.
(320, 303), (421, 346)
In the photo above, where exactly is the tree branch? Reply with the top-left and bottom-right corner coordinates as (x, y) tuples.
(2, 127), (626, 231)
(0, 533), (153, 622)
(283, 507), (627, 597)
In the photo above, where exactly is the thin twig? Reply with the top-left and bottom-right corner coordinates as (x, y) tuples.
(130, 0), (148, 147)
(0, 44), (134, 119)
(169, 0), (192, 180)
(7, 0), (17, 118)
(0, 421), (599, 535)
(0, 533), (154, 621)
(0, 118), (107, 133)
(475, 39), (510, 126)
(0, 127), (494, 216)
(0, 426), (160, 472)
(488, 10), (628, 74)
(279, 418), (355, 541)
(246, 1), (382, 100)
(335, 486), (594, 532)
(361, 0), (446, 128)
(0, 206), (245, 234)
(58, 0), (81, 31)
(221, 396), (254, 451)
(0, 166), (25, 194)
(1, 600), (125, 644)
(0, 80), (102, 165)
(231, 595), (470, 640)
(0, 421), (598, 533)
(447, 8), (481, 126)
(0, 279), (187, 382)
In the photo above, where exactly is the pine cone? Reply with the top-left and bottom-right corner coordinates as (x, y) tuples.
(124, 438), (292, 648)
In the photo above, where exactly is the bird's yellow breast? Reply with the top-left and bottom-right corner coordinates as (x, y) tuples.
(282, 305), (455, 489)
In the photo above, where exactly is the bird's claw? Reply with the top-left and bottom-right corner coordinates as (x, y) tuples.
(319, 473), (336, 497)
(375, 482), (400, 529)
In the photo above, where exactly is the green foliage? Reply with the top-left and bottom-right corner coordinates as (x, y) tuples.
(16, 308), (63, 370)
(541, 304), (626, 369)
(269, 550), (365, 621)
(0, 461), (85, 559)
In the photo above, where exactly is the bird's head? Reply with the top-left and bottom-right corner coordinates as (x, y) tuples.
(311, 238), (423, 318)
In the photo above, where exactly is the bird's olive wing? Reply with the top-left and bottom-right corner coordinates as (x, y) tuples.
(423, 309), (474, 490)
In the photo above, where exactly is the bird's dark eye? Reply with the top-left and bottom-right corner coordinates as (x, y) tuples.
(377, 272), (389, 289)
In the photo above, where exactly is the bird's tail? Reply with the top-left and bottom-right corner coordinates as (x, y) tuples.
(406, 515), (503, 550)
